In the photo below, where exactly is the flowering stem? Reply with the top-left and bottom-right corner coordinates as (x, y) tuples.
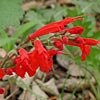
(0, 56), (9, 68)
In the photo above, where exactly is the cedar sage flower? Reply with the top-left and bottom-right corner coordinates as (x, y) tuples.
(65, 26), (84, 34)
(62, 36), (68, 44)
(53, 38), (63, 50)
(74, 37), (99, 46)
(28, 17), (83, 40)
(66, 37), (100, 61)
(80, 45), (90, 61)
(14, 48), (38, 78)
(33, 40), (63, 73)
(6, 68), (14, 75)
(13, 40), (63, 77)
(66, 40), (90, 61)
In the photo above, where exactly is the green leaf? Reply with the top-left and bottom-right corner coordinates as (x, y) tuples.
(0, 0), (24, 31)
(9, 22), (36, 50)
(73, 0), (100, 13)
(0, 22), (36, 51)
(13, 22), (36, 38)
(24, 10), (45, 28)
(24, 3), (66, 29)
(0, 37), (16, 47)
(0, 30), (10, 51)
(90, 31), (100, 39)
(37, 4), (67, 22)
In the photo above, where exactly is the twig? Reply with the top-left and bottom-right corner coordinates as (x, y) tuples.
(5, 89), (19, 100)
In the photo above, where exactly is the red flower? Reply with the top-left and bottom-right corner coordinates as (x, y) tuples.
(33, 40), (53, 73)
(62, 36), (68, 44)
(83, 38), (99, 45)
(62, 17), (83, 25)
(13, 40), (63, 77)
(0, 88), (4, 94)
(74, 37), (85, 44)
(74, 37), (99, 46)
(28, 17), (83, 40)
(0, 68), (5, 79)
(47, 50), (65, 58)
(33, 40), (63, 73)
(66, 40), (90, 61)
(80, 45), (90, 61)
(53, 38), (63, 50)
(73, 37), (99, 61)
(66, 37), (99, 61)
(65, 26), (84, 34)
(6, 68), (13, 75)
(14, 48), (38, 78)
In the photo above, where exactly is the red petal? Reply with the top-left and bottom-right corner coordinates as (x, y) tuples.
(53, 38), (63, 50)
(80, 45), (87, 61)
(29, 51), (39, 69)
(74, 37), (85, 44)
(62, 36), (68, 44)
(34, 40), (46, 54)
(21, 60), (36, 77)
(37, 54), (52, 73)
(48, 50), (64, 58)
(67, 40), (81, 47)
(66, 26), (84, 34)
(83, 38), (99, 45)
(0, 88), (4, 94)
(62, 17), (83, 25)
(85, 45), (90, 55)
(13, 66), (26, 78)
(6, 68), (13, 75)
(18, 48), (29, 60)
(0, 68), (5, 79)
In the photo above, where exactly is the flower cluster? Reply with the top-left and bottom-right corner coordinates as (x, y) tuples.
(0, 16), (99, 94)
(7, 40), (63, 78)
(53, 36), (99, 61)
(28, 16), (99, 61)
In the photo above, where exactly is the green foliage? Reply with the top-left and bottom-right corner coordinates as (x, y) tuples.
(0, 22), (36, 51)
(24, 4), (67, 29)
(73, 0), (100, 14)
(0, 0), (24, 32)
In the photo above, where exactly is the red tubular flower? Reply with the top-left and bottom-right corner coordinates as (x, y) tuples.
(67, 40), (90, 61)
(28, 25), (63, 40)
(62, 17), (83, 25)
(66, 37), (99, 61)
(83, 38), (100, 45)
(14, 48), (38, 78)
(13, 40), (64, 77)
(80, 45), (90, 61)
(53, 38), (63, 50)
(0, 68), (5, 79)
(65, 26), (84, 34)
(6, 68), (13, 75)
(74, 37), (85, 44)
(0, 88), (4, 94)
(62, 36), (68, 44)
(33, 40), (53, 73)
(74, 37), (100, 46)
(28, 17), (83, 40)
(47, 50), (65, 58)
(33, 40), (64, 73)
